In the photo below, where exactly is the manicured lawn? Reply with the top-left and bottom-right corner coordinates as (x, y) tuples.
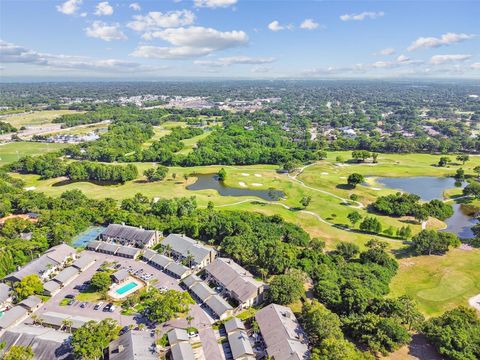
(389, 248), (480, 317)
(3, 110), (83, 128)
(75, 290), (103, 302)
(0, 142), (69, 167)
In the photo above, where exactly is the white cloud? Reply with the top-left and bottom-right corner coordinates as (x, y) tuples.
(129, 3), (141, 11)
(429, 54), (472, 65)
(194, 56), (275, 67)
(94, 1), (113, 16)
(136, 26), (248, 59)
(300, 19), (319, 30)
(127, 10), (195, 32)
(251, 66), (271, 73)
(377, 47), (395, 56)
(194, 0), (237, 8)
(56, 0), (82, 15)
(472, 63), (480, 70)
(85, 21), (127, 41)
(0, 40), (162, 73)
(408, 32), (476, 51)
(268, 20), (293, 32)
(340, 11), (384, 21)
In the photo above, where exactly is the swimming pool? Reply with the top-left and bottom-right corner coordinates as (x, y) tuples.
(116, 281), (138, 295)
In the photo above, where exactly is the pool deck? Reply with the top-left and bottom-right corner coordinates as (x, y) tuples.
(108, 276), (145, 300)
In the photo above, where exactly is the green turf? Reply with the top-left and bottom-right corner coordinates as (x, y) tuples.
(0, 142), (69, 167)
(3, 110), (83, 128)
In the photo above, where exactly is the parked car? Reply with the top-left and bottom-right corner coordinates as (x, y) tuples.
(94, 302), (103, 310)
(65, 294), (75, 299)
(109, 305), (116, 312)
(80, 302), (87, 308)
(67, 299), (75, 305)
(103, 303), (112, 312)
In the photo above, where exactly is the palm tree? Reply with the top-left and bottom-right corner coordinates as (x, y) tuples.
(164, 244), (172, 258)
(138, 323), (146, 331)
(186, 315), (193, 327)
(185, 250), (194, 269)
(31, 314), (39, 325)
(62, 319), (73, 333)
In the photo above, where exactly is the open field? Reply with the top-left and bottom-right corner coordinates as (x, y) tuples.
(7, 150), (480, 316)
(0, 142), (69, 167)
(1, 110), (84, 128)
(389, 248), (480, 317)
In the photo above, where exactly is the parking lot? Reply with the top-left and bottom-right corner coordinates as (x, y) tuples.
(32, 250), (183, 327)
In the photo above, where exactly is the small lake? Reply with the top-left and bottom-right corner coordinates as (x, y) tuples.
(374, 176), (476, 238)
(72, 226), (105, 248)
(187, 174), (285, 201)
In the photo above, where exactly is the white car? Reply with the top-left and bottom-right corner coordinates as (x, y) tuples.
(109, 305), (116, 312)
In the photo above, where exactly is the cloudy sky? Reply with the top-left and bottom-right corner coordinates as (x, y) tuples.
(0, 0), (479, 80)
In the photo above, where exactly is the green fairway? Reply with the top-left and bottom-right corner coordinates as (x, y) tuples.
(389, 248), (480, 317)
(2, 110), (83, 128)
(0, 142), (69, 167)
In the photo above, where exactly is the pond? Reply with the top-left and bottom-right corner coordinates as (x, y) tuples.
(374, 176), (476, 238)
(187, 174), (285, 201)
(72, 226), (106, 248)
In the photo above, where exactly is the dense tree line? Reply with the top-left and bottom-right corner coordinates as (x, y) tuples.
(0, 121), (17, 134)
(9, 154), (138, 183)
(371, 192), (454, 220)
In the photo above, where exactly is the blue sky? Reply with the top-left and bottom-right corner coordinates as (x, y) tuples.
(0, 0), (479, 79)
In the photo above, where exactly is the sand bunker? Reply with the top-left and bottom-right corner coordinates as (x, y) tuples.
(254, 174), (262, 177)
(335, 163), (349, 167)
(252, 183), (262, 187)
(239, 182), (247, 187)
(468, 294), (480, 311)
(371, 187), (381, 190)
(24, 186), (36, 191)
(321, 172), (329, 175)
(241, 173), (250, 176)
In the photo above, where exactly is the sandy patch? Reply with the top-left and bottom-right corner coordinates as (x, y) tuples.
(252, 183), (262, 187)
(24, 186), (36, 191)
(335, 163), (349, 167)
(239, 182), (247, 188)
(371, 187), (381, 190)
(468, 294), (480, 311)
(321, 172), (329, 175)
(254, 173), (262, 177)
(241, 173), (250, 176)
(339, 176), (347, 179)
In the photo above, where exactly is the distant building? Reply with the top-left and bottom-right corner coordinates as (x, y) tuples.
(170, 342), (195, 360)
(86, 241), (140, 259)
(43, 280), (61, 296)
(100, 224), (160, 248)
(109, 330), (157, 360)
(0, 283), (12, 310)
(112, 269), (130, 284)
(0, 306), (28, 330)
(204, 295), (234, 320)
(72, 254), (95, 271)
(0, 324), (72, 360)
(142, 250), (191, 279)
(18, 295), (42, 312)
(224, 318), (255, 360)
(4, 244), (76, 283)
(255, 304), (309, 360)
(168, 328), (189, 346)
(51, 266), (79, 287)
(205, 258), (266, 308)
(161, 234), (217, 269)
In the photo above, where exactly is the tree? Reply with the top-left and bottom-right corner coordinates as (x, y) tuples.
(473, 166), (480, 177)
(316, 150), (328, 160)
(411, 230), (460, 255)
(301, 300), (343, 347)
(347, 173), (365, 188)
(412, 207), (429, 224)
(2, 345), (34, 360)
(142, 288), (194, 323)
(91, 272), (112, 293)
(456, 154), (469, 165)
(283, 161), (301, 173)
(438, 156), (451, 167)
(347, 211), (362, 227)
(268, 273), (305, 305)
(397, 226), (412, 240)
(455, 168), (465, 180)
(422, 306), (480, 360)
(352, 150), (371, 162)
(71, 319), (119, 360)
(14, 274), (43, 300)
(335, 242), (360, 260)
(143, 166), (168, 182)
(62, 319), (73, 333)
(300, 195), (312, 208)
(463, 181), (480, 198)
(217, 168), (227, 181)
(359, 217), (382, 234)
(371, 153), (379, 163)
